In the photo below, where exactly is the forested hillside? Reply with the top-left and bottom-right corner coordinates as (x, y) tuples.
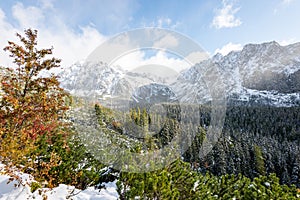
(0, 29), (299, 199)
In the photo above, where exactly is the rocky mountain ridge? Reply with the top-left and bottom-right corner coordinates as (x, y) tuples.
(59, 41), (300, 107)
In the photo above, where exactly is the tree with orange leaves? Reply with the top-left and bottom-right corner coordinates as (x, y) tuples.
(0, 29), (70, 166)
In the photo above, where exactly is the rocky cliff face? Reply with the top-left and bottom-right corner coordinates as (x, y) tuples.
(218, 41), (300, 93)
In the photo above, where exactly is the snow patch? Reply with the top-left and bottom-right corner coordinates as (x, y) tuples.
(0, 164), (118, 200)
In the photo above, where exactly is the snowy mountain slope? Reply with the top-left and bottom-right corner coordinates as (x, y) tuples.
(59, 41), (300, 107)
(0, 164), (118, 200)
(59, 61), (163, 98)
(217, 41), (300, 93)
(229, 88), (300, 107)
(176, 41), (300, 106)
(59, 61), (125, 97)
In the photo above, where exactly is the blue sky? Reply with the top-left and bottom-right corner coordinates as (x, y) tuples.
(0, 0), (299, 69)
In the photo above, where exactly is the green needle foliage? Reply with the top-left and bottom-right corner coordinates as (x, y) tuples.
(117, 160), (299, 199)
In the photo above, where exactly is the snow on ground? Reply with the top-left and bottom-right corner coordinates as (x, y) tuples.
(0, 164), (118, 200)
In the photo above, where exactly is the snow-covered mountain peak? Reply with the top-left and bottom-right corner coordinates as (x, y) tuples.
(242, 41), (281, 54)
(59, 40), (300, 107)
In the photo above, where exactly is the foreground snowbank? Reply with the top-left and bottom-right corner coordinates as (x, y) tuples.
(0, 164), (118, 200)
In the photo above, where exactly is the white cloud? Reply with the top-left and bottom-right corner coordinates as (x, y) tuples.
(157, 17), (172, 28)
(143, 17), (181, 29)
(153, 34), (179, 49)
(38, 0), (55, 9)
(0, 2), (187, 74)
(185, 51), (210, 64)
(278, 38), (297, 46)
(12, 2), (45, 29)
(274, 0), (295, 15)
(211, 0), (242, 29)
(113, 50), (190, 72)
(282, 0), (294, 5)
(214, 42), (242, 56)
(0, 9), (20, 66)
(0, 2), (106, 69)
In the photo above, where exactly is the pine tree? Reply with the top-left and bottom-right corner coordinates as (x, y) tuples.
(254, 144), (266, 176)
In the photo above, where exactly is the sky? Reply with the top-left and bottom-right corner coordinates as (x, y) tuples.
(0, 0), (299, 70)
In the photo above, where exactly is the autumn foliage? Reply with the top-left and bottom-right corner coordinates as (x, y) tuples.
(0, 29), (70, 174)
(0, 29), (109, 190)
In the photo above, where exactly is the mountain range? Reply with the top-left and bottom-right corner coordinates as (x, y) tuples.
(59, 41), (300, 107)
